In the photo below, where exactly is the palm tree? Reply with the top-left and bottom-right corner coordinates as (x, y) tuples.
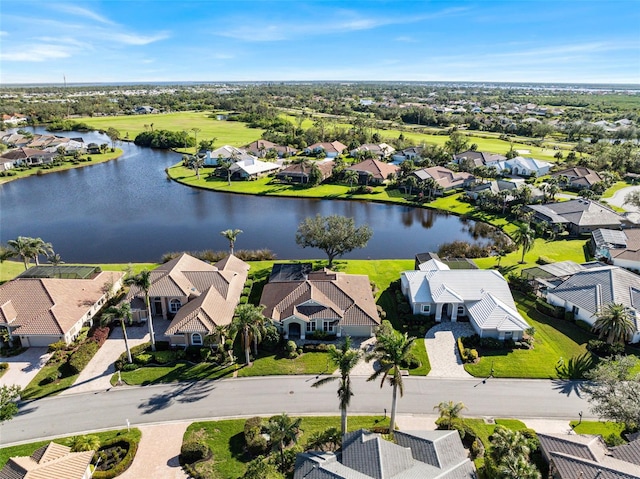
(68, 434), (101, 452)
(191, 155), (205, 179)
(434, 400), (466, 430)
(46, 252), (64, 278)
(7, 236), (35, 270)
(344, 169), (359, 188)
(490, 426), (531, 464)
(217, 157), (233, 185)
(28, 237), (53, 266)
(497, 455), (541, 479)
(191, 127), (201, 155)
(125, 270), (156, 351)
(229, 304), (266, 366)
(513, 224), (534, 264)
(312, 336), (363, 436)
(403, 175), (417, 195)
(102, 303), (134, 364)
(266, 413), (302, 472)
(220, 229), (243, 255)
(593, 303), (635, 345)
(366, 325), (416, 436)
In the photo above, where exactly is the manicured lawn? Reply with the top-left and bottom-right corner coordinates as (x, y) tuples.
(569, 421), (626, 440)
(21, 363), (79, 400)
(0, 149), (123, 185)
(0, 428), (141, 468)
(117, 361), (237, 385)
(408, 339), (431, 376)
(184, 415), (390, 479)
(464, 293), (592, 378)
(0, 261), (24, 283)
(236, 351), (331, 377)
(80, 112), (264, 147)
(601, 181), (632, 198)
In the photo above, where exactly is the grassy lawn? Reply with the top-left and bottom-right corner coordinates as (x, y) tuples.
(464, 293), (592, 378)
(408, 339), (431, 376)
(80, 111), (264, 147)
(116, 361), (237, 386)
(601, 181), (632, 198)
(0, 149), (123, 185)
(569, 421), (626, 440)
(184, 415), (390, 479)
(0, 428), (141, 468)
(21, 363), (79, 400)
(236, 351), (331, 377)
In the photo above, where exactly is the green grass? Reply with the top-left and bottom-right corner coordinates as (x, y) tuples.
(0, 261), (24, 283)
(464, 293), (592, 378)
(80, 112), (264, 147)
(117, 361), (237, 385)
(0, 428), (141, 468)
(184, 415), (390, 479)
(569, 421), (626, 439)
(236, 351), (331, 377)
(0, 149), (124, 185)
(21, 363), (79, 400)
(408, 338), (431, 376)
(601, 181), (632, 198)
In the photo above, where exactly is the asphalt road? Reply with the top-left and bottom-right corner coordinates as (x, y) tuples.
(0, 375), (591, 446)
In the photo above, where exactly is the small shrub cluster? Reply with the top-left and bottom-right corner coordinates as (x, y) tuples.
(48, 340), (67, 352)
(285, 340), (301, 359)
(534, 299), (565, 319)
(438, 240), (491, 258)
(180, 441), (211, 464)
(0, 362), (8, 371)
(507, 274), (534, 294)
(90, 326), (110, 346)
(586, 339), (625, 357)
(461, 334), (506, 351)
(302, 343), (331, 353)
(307, 330), (336, 341)
(400, 352), (421, 369)
(68, 341), (99, 374)
(244, 417), (268, 456)
(92, 437), (138, 479)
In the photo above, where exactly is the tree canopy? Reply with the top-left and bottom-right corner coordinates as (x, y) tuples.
(295, 214), (372, 268)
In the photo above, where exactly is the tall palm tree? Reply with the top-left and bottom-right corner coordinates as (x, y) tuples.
(28, 237), (53, 266)
(366, 325), (416, 436)
(47, 252), (64, 278)
(191, 127), (201, 155)
(102, 303), (133, 364)
(593, 303), (635, 346)
(312, 336), (363, 436)
(229, 304), (266, 366)
(490, 426), (531, 464)
(125, 270), (156, 351)
(434, 400), (466, 430)
(191, 155), (205, 179)
(513, 224), (535, 264)
(266, 413), (302, 472)
(7, 236), (35, 270)
(217, 157), (233, 185)
(344, 169), (359, 188)
(220, 229), (243, 255)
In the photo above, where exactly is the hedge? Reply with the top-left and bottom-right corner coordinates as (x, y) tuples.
(68, 341), (99, 374)
(92, 437), (138, 479)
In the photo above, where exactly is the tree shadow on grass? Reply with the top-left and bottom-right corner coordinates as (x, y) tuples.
(138, 380), (217, 414)
(229, 432), (250, 462)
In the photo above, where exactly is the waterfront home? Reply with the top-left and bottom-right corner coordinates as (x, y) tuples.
(526, 199), (632, 235)
(552, 166), (603, 190)
(304, 141), (348, 158)
(1, 113), (28, 126)
(411, 165), (475, 192)
(275, 160), (334, 184)
(392, 146), (424, 163)
(592, 228), (640, 271)
(204, 145), (256, 166)
(229, 157), (281, 179)
(260, 266), (380, 339)
(0, 442), (94, 479)
(0, 268), (124, 347)
(452, 150), (506, 168)
(493, 156), (553, 177)
(350, 143), (395, 159)
(545, 264), (640, 343)
(1, 147), (55, 166)
(127, 254), (249, 346)
(245, 139), (297, 158)
(294, 429), (476, 479)
(345, 158), (400, 185)
(401, 258), (529, 340)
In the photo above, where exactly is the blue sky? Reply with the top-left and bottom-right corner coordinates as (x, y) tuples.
(1, 0), (639, 84)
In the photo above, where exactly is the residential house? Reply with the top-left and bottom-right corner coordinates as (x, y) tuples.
(592, 228), (640, 271)
(0, 268), (124, 347)
(545, 264), (640, 343)
(133, 105), (158, 114)
(552, 167), (603, 190)
(452, 150), (506, 169)
(350, 143), (395, 159)
(304, 141), (348, 158)
(346, 159), (400, 185)
(275, 160), (334, 184)
(526, 199), (633, 235)
(127, 254), (249, 345)
(164, 255), (250, 347)
(0, 442), (94, 479)
(493, 156), (553, 177)
(468, 178), (544, 201)
(401, 259), (530, 340)
(86, 143), (101, 154)
(229, 157), (281, 179)
(0, 133), (30, 148)
(245, 139), (297, 158)
(538, 433), (640, 479)
(294, 429), (476, 479)
(411, 166), (475, 192)
(260, 266), (380, 339)
(1, 147), (55, 166)
(1, 113), (27, 126)
(392, 146), (424, 163)
(204, 145), (256, 166)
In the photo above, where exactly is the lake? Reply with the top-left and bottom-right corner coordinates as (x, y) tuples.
(0, 127), (488, 263)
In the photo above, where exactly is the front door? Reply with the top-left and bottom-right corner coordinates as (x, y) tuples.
(289, 323), (301, 339)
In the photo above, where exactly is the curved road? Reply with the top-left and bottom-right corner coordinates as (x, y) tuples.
(1, 376), (590, 446)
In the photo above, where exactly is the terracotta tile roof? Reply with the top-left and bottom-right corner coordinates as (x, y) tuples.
(346, 159), (400, 181)
(261, 269), (379, 327)
(0, 271), (124, 337)
(0, 442), (94, 479)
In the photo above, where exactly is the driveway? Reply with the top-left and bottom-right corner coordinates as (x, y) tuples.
(425, 322), (475, 378)
(0, 348), (50, 390)
(604, 185), (640, 212)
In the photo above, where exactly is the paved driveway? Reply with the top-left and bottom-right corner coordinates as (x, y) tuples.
(425, 322), (475, 378)
(604, 185), (640, 212)
(0, 348), (51, 389)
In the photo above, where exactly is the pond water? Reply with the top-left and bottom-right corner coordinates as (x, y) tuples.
(0, 127), (489, 263)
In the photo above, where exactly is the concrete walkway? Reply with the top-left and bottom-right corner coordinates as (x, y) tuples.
(425, 322), (475, 378)
(119, 422), (190, 479)
(604, 184), (640, 212)
(0, 348), (50, 389)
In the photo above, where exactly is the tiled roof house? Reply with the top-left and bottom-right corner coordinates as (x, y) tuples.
(0, 442), (94, 479)
(346, 159), (400, 185)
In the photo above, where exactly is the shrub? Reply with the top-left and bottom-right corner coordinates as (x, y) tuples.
(133, 353), (153, 365)
(537, 255), (553, 265)
(90, 326), (110, 346)
(48, 340), (68, 352)
(400, 353), (421, 369)
(262, 326), (281, 352)
(535, 299), (564, 319)
(244, 417), (268, 456)
(586, 339), (625, 357)
(152, 350), (176, 364)
(121, 363), (139, 372)
(285, 340), (298, 359)
(303, 343), (330, 353)
(467, 349), (479, 362)
(0, 362), (8, 371)
(155, 340), (171, 351)
(180, 441), (211, 464)
(92, 437), (138, 479)
(457, 337), (468, 361)
(68, 341), (99, 374)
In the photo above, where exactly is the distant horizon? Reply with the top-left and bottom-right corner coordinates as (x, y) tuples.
(1, 1), (639, 85)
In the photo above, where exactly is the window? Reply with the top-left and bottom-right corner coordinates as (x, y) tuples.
(457, 305), (465, 315)
(572, 305), (579, 315)
(323, 321), (334, 333)
(306, 321), (316, 332)
(504, 331), (513, 339)
(169, 299), (182, 313)
(191, 333), (203, 346)
(422, 305), (431, 313)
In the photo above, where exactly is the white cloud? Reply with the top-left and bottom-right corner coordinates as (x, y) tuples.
(52, 4), (116, 25)
(0, 31), (8, 37)
(109, 32), (171, 45)
(1, 44), (72, 62)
